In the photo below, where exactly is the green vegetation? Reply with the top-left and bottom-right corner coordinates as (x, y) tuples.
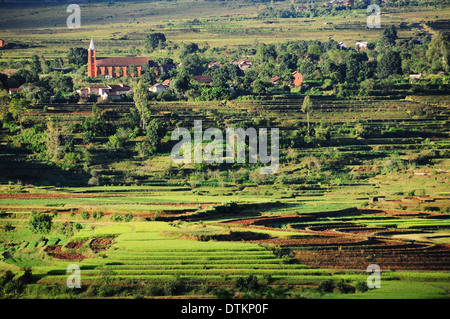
(0, 0), (449, 300)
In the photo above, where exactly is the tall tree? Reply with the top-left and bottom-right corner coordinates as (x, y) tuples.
(302, 96), (313, 137)
(345, 50), (368, 83)
(8, 98), (29, 132)
(426, 32), (450, 73)
(67, 47), (88, 66)
(133, 80), (150, 131)
(377, 49), (402, 79)
(381, 25), (398, 48)
(171, 70), (191, 98)
(30, 55), (42, 76)
(144, 33), (166, 52)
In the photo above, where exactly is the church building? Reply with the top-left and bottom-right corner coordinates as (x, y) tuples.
(87, 39), (157, 78)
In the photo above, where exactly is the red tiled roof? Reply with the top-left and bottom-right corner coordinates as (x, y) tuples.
(193, 75), (212, 83)
(87, 85), (109, 89)
(95, 57), (149, 67)
(271, 76), (281, 82)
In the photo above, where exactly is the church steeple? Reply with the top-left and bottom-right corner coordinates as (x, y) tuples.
(88, 39), (97, 77)
(89, 38), (96, 51)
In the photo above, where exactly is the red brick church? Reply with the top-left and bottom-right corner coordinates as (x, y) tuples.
(87, 39), (156, 78)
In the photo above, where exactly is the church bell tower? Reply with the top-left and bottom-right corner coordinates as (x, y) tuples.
(88, 39), (97, 77)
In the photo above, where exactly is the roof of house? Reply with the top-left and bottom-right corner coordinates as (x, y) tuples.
(108, 84), (131, 91)
(161, 63), (175, 69)
(193, 75), (212, 83)
(162, 79), (170, 86)
(87, 85), (110, 89)
(95, 57), (149, 67)
(150, 83), (168, 89)
(9, 85), (28, 92)
(271, 76), (281, 82)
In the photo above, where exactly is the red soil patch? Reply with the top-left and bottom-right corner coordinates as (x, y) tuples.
(223, 215), (300, 226)
(295, 243), (450, 271)
(66, 242), (84, 249)
(0, 193), (124, 199)
(50, 253), (86, 260)
(251, 236), (364, 246)
(44, 245), (62, 253)
(44, 244), (86, 260)
(90, 238), (113, 252)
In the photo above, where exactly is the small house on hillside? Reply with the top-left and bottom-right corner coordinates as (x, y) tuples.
(9, 85), (27, 95)
(355, 42), (368, 51)
(292, 72), (303, 87)
(232, 59), (252, 71)
(161, 64), (176, 74)
(270, 76), (282, 86)
(208, 60), (222, 69)
(0, 40), (5, 48)
(99, 84), (131, 100)
(409, 73), (422, 80)
(338, 41), (347, 50)
(77, 84), (131, 100)
(77, 85), (109, 97)
(149, 83), (169, 93)
(193, 75), (212, 86)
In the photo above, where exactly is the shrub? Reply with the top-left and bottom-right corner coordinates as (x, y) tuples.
(111, 213), (122, 222)
(336, 280), (355, 294)
(52, 222), (74, 237)
(233, 274), (259, 291)
(97, 284), (117, 297)
(123, 213), (133, 222)
(356, 281), (369, 293)
(318, 279), (335, 293)
(86, 285), (98, 297)
(163, 277), (181, 296)
(88, 176), (100, 186)
(81, 211), (90, 220)
(93, 211), (104, 220)
(28, 213), (53, 234)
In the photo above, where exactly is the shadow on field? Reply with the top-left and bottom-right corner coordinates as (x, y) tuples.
(0, 144), (90, 187)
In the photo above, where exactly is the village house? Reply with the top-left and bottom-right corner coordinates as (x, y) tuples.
(161, 63), (176, 74)
(149, 83), (169, 93)
(338, 41), (347, 50)
(292, 71), (303, 87)
(270, 76), (282, 86)
(325, 0), (354, 6)
(409, 73), (422, 82)
(232, 59), (252, 71)
(208, 60), (222, 69)
(77, 84), (131, 100)
(8, 85), (27, 95)
(0, 39), (5, 48)
(99, 84), (131, 100)
(193, 75), (212, 86)
(355, 42), (369, 51)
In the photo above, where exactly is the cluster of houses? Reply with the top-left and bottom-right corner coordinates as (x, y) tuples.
(9, 38), (426, 101)
(76, 83), (131, 100)
(324, 0), (354, 7)
(296, 0), (354, 11)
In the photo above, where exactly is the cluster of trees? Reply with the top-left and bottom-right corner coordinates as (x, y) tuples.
(257, 0), (444, 19)
(1, 23), (448, 106)
(140, 24), (448, 102)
